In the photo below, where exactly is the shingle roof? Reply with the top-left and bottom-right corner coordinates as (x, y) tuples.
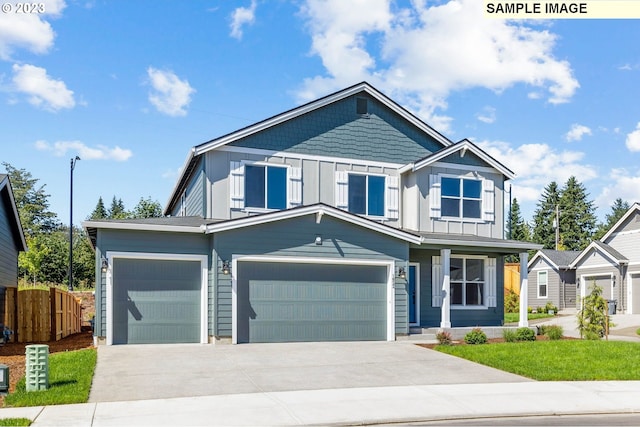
(539, 249), (581, 268)
(593, 241), (628, 263)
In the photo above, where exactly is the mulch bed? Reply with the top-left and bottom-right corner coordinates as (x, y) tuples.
(418, 335), (578, 349)
(0, 328), (95, 407)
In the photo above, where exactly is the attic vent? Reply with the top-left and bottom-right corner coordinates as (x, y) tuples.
(356, 97), (368, 115)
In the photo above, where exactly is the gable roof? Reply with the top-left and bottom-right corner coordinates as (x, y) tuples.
(203, 203), (423, 245)
(401, 139), (515, 179)
(601, 202), (640, 242)
(0, 174), (27, 252)
(165, 82), (453, 214)
(528, 249), (581, 270)
(569, 240), (629, 269)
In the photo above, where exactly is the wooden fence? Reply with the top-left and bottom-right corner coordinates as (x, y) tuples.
(504, 263), (521, 296)
(16, 288), (82, 343)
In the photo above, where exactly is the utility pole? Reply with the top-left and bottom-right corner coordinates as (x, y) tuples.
(554, 204), (560, 250)
(69, 156), (81, 291)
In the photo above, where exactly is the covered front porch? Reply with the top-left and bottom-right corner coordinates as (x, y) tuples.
(406, 233), (542, 332)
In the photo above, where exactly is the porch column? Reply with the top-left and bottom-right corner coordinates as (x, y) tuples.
(519, 251), (529, 327)
(441, 248), (451, 328)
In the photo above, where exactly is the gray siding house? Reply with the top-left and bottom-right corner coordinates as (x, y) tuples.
(84, 82), (540, 345)
(0, 174), (27, 335)
(527, 249), (579, 311)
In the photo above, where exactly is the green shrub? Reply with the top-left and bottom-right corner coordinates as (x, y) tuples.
(515, 327), (536, 341)
(436, 330), (452, 345)
(636, 328), (640, 337)
(545, 325), (563, 340)
(537, 324), (547, 336)
(527, 306), (533, 314)
(504, 289), (519, 313)
(544, 302), (558, 314)
(502, 329), (518, 343)
(464, 328), (487, 344)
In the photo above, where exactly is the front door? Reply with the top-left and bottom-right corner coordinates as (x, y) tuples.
(408, 264), (419, 325)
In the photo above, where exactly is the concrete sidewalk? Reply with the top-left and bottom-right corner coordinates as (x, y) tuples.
(1, 381), (639, 426)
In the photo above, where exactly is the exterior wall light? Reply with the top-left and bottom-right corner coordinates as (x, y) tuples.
(101, 257), (109, 273)
(222, 260), (231, 275)
(398, 267), (406, 279)
(315, 235), (322, 245)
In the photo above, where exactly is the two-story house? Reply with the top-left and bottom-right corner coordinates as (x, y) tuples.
(84, 82), (540, 345)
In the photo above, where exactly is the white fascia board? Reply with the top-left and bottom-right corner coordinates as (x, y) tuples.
(204, 205), (422, 244)
(569, 242), (623, 269)
(82, 220), (204, 234)
(0, 176), (27, 251)
(421, 237), (541, 251)
(164, 148), (197, 215)
(527, 251), (559, 270)
(413, 140), (515, 179)
(194, 83), (452, 157)
(601, 203), (640, 242)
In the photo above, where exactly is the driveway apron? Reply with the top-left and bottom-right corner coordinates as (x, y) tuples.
(88, 341), (531, 402)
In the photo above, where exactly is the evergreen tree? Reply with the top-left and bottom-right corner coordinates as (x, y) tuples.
(558, 176), (596, 251)
(108, 196), (128, 219)
(532, 181), (561, 249)
(131, 197), (163, 219)
(507, 198), (530, 241)
(593, 198), (630, 240)
(88, 196), (108, 220)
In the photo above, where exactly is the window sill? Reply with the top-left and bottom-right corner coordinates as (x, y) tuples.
(439, 216), (486, 223)
(451, 305), (488, 310)
(241, 207), (281, 214)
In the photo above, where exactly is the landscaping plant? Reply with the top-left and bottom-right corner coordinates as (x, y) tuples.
(515, 327), (536, 341)
(464, 328), (487, 344)
(504, 289), (519, 313)
(502, 329), (517, 343)
(436, 330), (452, 345)
(544, 325), (564, 340)
(577, 284), (613, 340)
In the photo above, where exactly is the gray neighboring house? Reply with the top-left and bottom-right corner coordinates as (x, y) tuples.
(84, 82), (540, 346)
(0, 174), (27, 336)
(527, 249), (580, 311)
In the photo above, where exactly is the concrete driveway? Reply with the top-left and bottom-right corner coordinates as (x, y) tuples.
(88, 341), (531, 402)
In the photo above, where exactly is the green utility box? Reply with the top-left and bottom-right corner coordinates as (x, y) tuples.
(26, 344), (49, 391)
(0, 364), (8, 394)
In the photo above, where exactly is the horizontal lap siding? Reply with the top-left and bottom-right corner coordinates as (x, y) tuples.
(214, 215), (408, 337)
(0, 195), (18, 288)
(185, 169), (205, 217)
(94, 229), (210, 339)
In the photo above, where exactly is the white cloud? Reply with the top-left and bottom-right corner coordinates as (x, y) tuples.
(35, 140), (133, 161)
(565, 123), (592, 142)
(476, 139), (597, 205)
(12, 63), (75, 111)
(0, 0), (66, 59)
(596, 168), (640, 210)
(625, 122), (640, 152)
(297, 0), (579, 132)
(230, 0), (257, 40)
(146, 67), (195, 117)
(476, 106), (496, 124)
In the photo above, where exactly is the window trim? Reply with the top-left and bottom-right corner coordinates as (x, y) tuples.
(537, 270), (548, 299)
(450, 255), (488, 310)
(440, 175), (483, 220)
(347, 172), (387, 219)
(243, 162), (289, 212)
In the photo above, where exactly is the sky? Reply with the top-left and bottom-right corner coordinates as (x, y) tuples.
(1, 0), (640, 229)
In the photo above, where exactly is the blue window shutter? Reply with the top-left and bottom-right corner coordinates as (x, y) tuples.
(482, 179), (495, 222)
(385, 175), (399, 220)
(432, 256), (443, 307)
(288, 167), (302, 208)
(229, 161), (245, 210)
(429, 174), (441, 219)
(485, 258), (497, 307)
(335, 171), (349, 210)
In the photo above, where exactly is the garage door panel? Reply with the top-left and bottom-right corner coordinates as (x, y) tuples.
(113, 258), (201, 344)
(584, 275), (612, 300)
(238, 262), (388, 343)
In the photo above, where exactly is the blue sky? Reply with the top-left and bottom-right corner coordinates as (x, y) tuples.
(1, 0), (640, 228)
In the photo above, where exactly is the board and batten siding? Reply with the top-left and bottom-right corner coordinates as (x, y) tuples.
(408, 249), (505, 328)
(93, 229), (210, 339)
(212, 214), (409, 338)
(0, 194), (19, 288)
(403, 164), (504, 238)
(205, 149), (400, 225)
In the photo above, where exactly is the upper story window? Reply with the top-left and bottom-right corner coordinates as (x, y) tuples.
(537, 271), (548, 298)
(450, 257), (485, 306)
(429, 174), (495, 222)
(229, 161), (302, 211)
(335, 171), (398, 220)
(245, 165), (287, 210)
(441, 177), (481, 219)
(348, 174), (385, 216)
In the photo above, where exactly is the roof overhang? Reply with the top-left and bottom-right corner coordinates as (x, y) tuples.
(601, 202), (640, 242)
(527, 251), (559, 270)
(417, 233), (541, 253)
(203, 203), (423, 245)
(0, 175), (27, 252)
(406, 139), (515, 179)
(569, 241), (628, 269)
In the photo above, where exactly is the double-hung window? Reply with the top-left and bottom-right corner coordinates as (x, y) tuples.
(245, 165), (287, 210)
(537, 271), (548, 298)
(441, 177), (482, 219)
(450, 257), (485, 306)
(348, 174), (385, 217)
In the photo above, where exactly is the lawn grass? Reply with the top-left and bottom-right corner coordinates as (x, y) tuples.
(0, 418), (31, 426)
(436, 340), (640, 381)
(503, 312), (555, 324)
(4, 348), (97, 407)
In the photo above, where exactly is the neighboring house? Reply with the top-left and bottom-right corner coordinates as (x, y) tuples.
(84, 82), (540, 345)
(527, 249), (580, 311)
(528, 202), (640, 315)
(0, 174), (27, 339)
